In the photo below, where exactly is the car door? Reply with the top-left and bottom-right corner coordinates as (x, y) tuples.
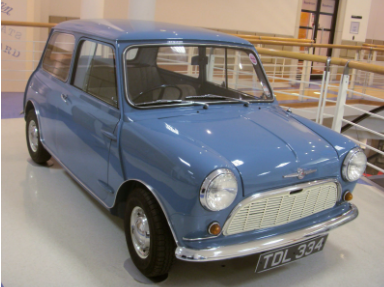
(56, 39), (120, 201)
(33, 32), (76, 155)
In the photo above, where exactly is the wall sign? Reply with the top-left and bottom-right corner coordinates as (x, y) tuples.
(350, 22), (360, 34)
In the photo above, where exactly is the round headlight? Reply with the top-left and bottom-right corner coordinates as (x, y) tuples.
(200, 169), (238, 211)
(342, 147), (367, 182)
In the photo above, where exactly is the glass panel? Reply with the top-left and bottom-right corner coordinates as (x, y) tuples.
(126, 48), (138, 60)
(125, 46), (273, 106)
(318, 14), (333, 29)
(73, 41), (118, 108)
(300, 11), (315, 28)
(74, 41), (97, 89)
(299, 28), (313, 51)
(206, 47), (226, 86)
(320, 0), (336, 13)
(42, 32), (75, 81)
(316, 30), (330, 48)
(157, 46), (199, 78)
(227, 49), (267, 98)
(299, 28), (314, 40)
(302, 0), (317, 11)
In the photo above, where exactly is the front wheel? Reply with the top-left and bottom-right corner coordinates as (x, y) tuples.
(26, 110), (51, 164)
(125, 187), (176, 278)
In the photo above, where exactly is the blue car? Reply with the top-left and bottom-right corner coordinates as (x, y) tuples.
(24, 19), (366, 278)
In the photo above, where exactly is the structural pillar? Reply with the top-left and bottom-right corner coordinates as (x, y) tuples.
(128, 0), (156, 21)
(81, 0), (104, 19)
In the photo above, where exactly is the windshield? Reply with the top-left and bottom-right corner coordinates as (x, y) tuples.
(124, 45), (273, 107)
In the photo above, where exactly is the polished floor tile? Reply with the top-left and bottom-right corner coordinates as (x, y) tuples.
(2, 118), (384, 287)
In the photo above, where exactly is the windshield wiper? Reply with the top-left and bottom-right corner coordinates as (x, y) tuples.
(136, 99), (209, 109)
(186, 94), (250, 107)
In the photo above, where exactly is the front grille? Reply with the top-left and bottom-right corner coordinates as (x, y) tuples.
(224, 181), (339, 235)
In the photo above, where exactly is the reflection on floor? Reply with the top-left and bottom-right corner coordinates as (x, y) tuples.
(2, 118), (384, 287)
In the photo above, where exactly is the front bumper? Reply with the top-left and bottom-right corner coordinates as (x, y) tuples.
(175, 203), (358, 262)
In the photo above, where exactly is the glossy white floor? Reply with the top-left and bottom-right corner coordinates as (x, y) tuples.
(2, 117), (384, 287)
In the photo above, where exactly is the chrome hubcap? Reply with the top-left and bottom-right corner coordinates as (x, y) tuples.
(130, 206), (150, 259)
(28, 120), (39, 152)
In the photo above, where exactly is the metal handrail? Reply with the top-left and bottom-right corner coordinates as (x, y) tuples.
(231, 34), (314, 43)
(363, 43), (384, 49)
(2, 20), (383, 53)
(255, 47), (384, 74)
(1, 20), (57, 28)
(248, 40), (384, 52)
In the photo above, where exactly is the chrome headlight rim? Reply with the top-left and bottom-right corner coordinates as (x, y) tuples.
(342, 147), (367, 182)
(200, 168), (238, 212)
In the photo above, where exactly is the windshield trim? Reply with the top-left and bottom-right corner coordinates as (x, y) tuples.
(122, 42), (274, 109)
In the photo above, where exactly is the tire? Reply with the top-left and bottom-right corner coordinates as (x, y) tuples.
(26, 110), (51, 164)
(125, 187), (176, 278)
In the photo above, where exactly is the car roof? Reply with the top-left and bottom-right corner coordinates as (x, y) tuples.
(55, 19), (253, 46)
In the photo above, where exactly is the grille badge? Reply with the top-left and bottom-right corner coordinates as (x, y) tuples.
(283, 168), (317, 179)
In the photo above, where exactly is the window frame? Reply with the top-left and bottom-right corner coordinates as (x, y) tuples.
(70, 38), (119, 109)
(41, 31), (76, 83)
(123, 43), (274, 109)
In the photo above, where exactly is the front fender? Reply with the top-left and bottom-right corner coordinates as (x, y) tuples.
(118, 119), (244, 244)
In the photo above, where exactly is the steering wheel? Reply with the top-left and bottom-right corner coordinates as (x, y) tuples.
(134, 84), (183, 101)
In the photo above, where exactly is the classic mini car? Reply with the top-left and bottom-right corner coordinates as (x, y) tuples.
(24, 19), (366, 277)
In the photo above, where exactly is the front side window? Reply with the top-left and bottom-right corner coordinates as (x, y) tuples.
(72, 40), (118, 108)
(42, 32), (75, 81)
(125, 45), (272, 107)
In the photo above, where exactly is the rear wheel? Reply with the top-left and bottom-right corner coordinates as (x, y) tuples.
(125, 187), (176, 278)
(26, 110), (51, 164)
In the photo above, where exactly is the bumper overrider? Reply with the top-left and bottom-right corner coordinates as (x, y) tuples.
(175, 203), (358, 262)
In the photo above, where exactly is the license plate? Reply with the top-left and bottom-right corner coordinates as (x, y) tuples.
(255, 234), (328, 273)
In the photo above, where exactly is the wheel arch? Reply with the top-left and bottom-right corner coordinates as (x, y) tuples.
(24, 100), (36, 120)
(111, 179), (179, 245)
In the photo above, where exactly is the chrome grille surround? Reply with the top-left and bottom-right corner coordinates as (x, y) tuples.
(223, 179), (341, 236)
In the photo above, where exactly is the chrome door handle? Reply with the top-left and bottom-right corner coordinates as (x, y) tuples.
(61, 94), (68, 103)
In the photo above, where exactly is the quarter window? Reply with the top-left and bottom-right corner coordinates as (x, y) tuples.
(73, 40), (118, 108)
(42, 32), (75, 81)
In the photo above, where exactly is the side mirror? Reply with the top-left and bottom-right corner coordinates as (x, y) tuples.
(191, 55), (208, 65)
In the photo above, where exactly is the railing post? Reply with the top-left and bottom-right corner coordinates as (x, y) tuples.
(272, 57), (277, 86)
(299, 47), (312, 101)
(304, 47), (313, 87)
(368, 50), (377, 86)
(316, 70), (326, 123)
(233, 51), (240, 89)
(362, 48), (373, 94)
(319, 58), (331, 125)
(207, 54), (215, 82)
(348, 50), (359, 98)
(332, 62), (350, 133)
(187, 47), (194, 76)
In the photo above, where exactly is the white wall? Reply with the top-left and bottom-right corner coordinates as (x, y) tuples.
(341, 0), (372, 42)
(104, 0), (130, 19)
(48, 0), (81, 18)
(154, 0), (302, 37)
(366, 0), (384, 41)
(2, 0), (28, 92)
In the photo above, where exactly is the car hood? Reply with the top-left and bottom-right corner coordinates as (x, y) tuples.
(132, 106), (340, 196)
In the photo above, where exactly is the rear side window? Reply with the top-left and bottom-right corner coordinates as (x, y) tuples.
(72, 40), (118, 108)
(42, 32), (75, 81)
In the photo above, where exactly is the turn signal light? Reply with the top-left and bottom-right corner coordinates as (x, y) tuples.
(344, 191), (353, 201)
(208, 222), (221, 235)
